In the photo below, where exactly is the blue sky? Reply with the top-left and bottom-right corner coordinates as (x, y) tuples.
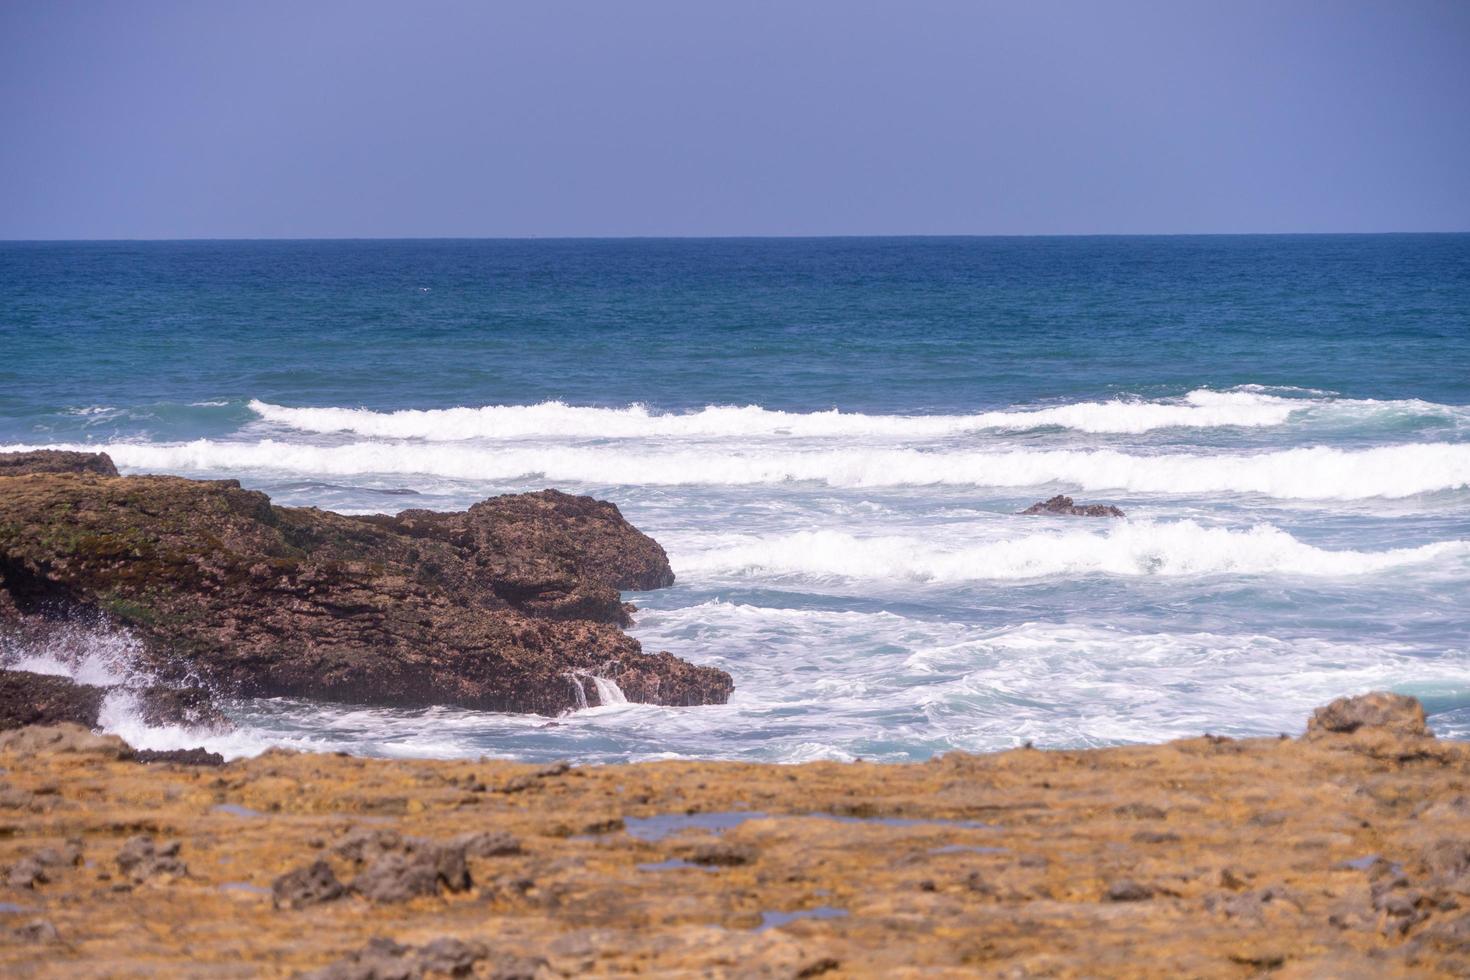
(1, 1), (1467, 238)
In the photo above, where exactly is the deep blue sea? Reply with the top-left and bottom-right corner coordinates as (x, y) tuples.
(2, 235), (1468, 761)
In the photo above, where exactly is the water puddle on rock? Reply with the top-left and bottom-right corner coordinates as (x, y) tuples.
(211, 804), (264, 818)
(636, 858), (720, 873)
(218, 882), (272, 896)
(622, 811), (996, 842)
(756, 906), (849, 931)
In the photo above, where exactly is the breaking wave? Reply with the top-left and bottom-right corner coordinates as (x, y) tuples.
(24, 439), (1470, 500)
(670, 521), (1470, 582)
(250, 389), (1315, 438)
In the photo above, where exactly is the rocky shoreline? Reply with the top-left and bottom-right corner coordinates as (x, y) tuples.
(3, 451), (1468, 974)
(0, 451), (731, 717)
(0, 694), (1465, 976)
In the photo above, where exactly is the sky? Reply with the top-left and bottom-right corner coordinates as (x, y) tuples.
(1, 1), (1467, 239)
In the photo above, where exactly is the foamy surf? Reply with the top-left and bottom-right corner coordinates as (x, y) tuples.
(249, 388), (1316, 438)
(670, 521), (1470, 583)
(23, 438), (1470, 500)
(245, 389), (1470, 440)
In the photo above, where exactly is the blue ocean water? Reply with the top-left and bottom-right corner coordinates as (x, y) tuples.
(2, 235), (1468, 761)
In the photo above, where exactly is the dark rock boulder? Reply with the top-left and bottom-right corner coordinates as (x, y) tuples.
(1020, 495), (1125, 518)
(0, 667), (227, 735)
(0, 460), (729, 715)
(135, 747), (225, 766)
(272, 860), (346, 910)
(135, 684), (229, 730)
(0, 669), (105, 729)
(0, 450), (118, 478)
(357, 488), (675, 624)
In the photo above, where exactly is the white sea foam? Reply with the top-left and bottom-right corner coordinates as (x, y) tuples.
(669, 521), (1469, 583)
(0, 624), (144, 687)
(247, 390), (1470, 440)
(20, 438), (1469, 500)
(628, 605), (1470, 751)
(247, 389), (1311, 439)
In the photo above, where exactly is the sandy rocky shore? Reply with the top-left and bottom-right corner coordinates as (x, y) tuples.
(1, 452), (1469, 976)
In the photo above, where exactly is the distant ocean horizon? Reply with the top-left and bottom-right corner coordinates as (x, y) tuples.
(3, 233), (1468, 761)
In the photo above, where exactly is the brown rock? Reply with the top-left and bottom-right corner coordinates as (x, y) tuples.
(1105, 879), (1154, 902)
(1306, 692), (1430, 739)
(0, 722), (134, 759)
(0, 450), (118, 477)
(0, 465), (729, 714)
(273, 860), (346, 910)
(116, 835), (187, 882)
(0, 669), (105, 730)
(3, 698), (1466, 976)
(1020, 494), (1125, 518)
(301, 937), (542, 980)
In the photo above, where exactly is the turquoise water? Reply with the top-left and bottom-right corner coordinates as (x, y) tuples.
(2, 235), (1468, 760)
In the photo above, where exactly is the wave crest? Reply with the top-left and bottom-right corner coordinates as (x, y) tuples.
(23, 439), (1469, 500)
(670, 522), (1470, 583)
(249, 388), (1308, 439)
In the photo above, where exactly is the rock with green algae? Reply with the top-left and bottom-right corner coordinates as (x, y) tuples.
(0, 453), (731, 715)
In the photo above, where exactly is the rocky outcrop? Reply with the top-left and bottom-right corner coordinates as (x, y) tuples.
(1307, 691), (1429, 739)
(0, 450), (119, 478)
(1020, 494), (1126, 518)
(0, 668), (226, 733)
(0, 454), (730, 715)
(0, 669), (105, 730)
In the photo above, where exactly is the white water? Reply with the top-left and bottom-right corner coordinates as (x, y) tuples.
(6, 384), (1469, 761)
(13, 439), (1470, 500)
(591, 676), (629, 706)
(247, 389), (1470, 440)
(671, 522), (1470, 585)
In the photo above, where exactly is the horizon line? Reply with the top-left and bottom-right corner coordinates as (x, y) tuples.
(3, 230), (1469, 244)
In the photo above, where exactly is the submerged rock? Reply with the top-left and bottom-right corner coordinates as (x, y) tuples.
(0, 455), (731, 714)
(1020, 494), (1126, 518)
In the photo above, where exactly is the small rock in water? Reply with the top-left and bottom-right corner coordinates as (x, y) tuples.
(1019, 494), (1125, 518)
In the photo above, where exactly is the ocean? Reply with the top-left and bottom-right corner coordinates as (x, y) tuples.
(2, 235), (1468, 762)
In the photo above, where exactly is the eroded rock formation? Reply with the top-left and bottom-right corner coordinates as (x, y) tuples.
(0, 454), (730, 715)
